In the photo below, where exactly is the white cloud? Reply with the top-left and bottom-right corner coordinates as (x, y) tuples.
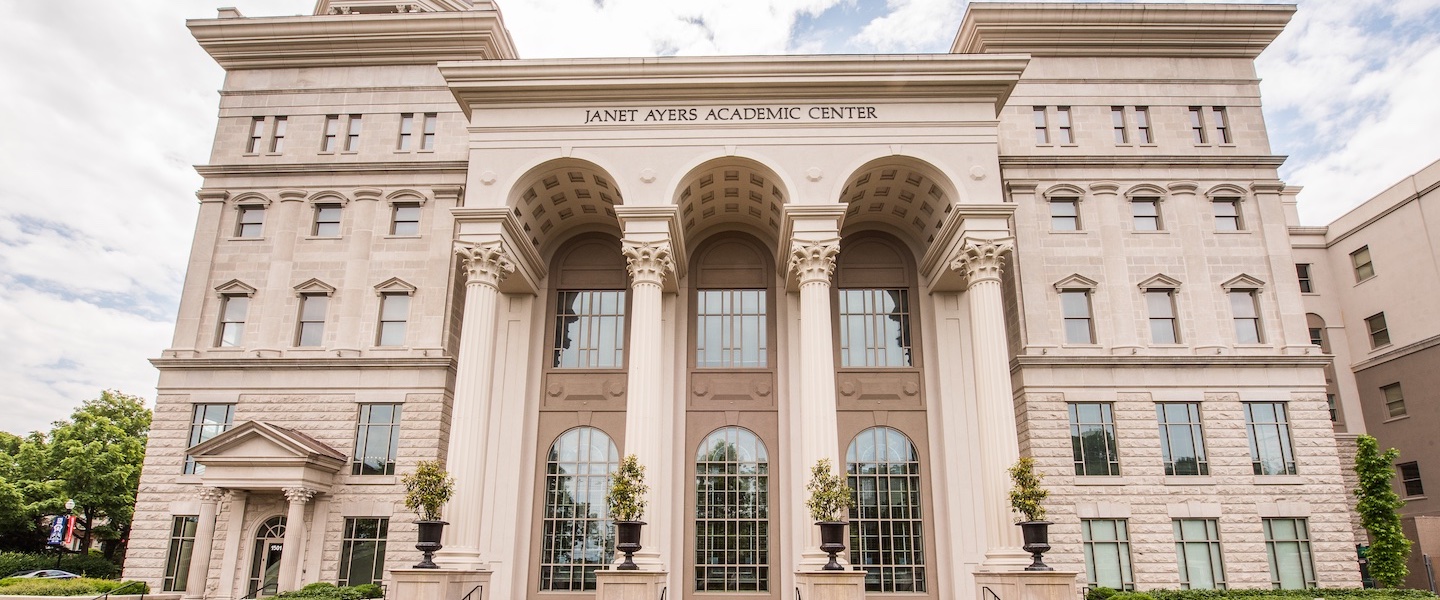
(850, 0), (966, 53)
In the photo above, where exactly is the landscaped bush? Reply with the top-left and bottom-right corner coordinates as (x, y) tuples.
(275, 582), (385, 599)
(1143, 589), (1436, 600)
(0, 551), (121, 580)
(0, 576), (148, 596)
(1088, 587), (1120, 600)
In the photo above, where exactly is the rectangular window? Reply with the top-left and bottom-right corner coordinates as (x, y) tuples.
(269, 117), (287, 153)
(184, 403), (235, 474)
(1131, 198), (1162, 231)
(344, 114), (363, 151)
(383, 204), (420, 238)
(1351, 246), (1375, 281)
(246, 117), (265, 153)
(296, 294), (329, 347)
(837, 289), (912, 367)
(1069, 403), (1119, 476)
(338, 518), (389, 587)
(1296, 264), (1313, 293)
(313, 204), (342, 237)
(1366, 312), (1390, 348)
(1213, 198), (1242, 231)
(1082, 519), (1134, 590)
(1382, 383), (1406, 418)
(1264, 518), (1316, 589)
(1245, 402), (1297, 475)
(216, 295), (249, 347)
(322, 115), (341, 152)
(1055, 106), (1073, 144)
(1400, 462), (1425, 497)
(1174, 519), (1226, 590)
(1033, 106), (1049, 144)
(1111, 107), (1128, 144)
(236, 206), (265, 238)
(1061, 290), (1094, 344)
(553, 290), (627, 368)
(162, 515), (199, 591)
(376, 293), (410, 347)
(1308, 327), (1324, 348)
(421, 113), (437, 150)
(397, 114), (413, 150)
(1146, 289), (1179, 344)
(1050, 198), (1080, 231)
(1156, 403), (1208, 475)
(1189, 107), (1207, 144)
(1135, 107), (1152, 143)
(1230, 290), (1262, 344)
(352, 404), (402, 476)
(696, 289), (767, 368)
(1327, 393), (1338, 422)
(1211, 107), (1231, 143)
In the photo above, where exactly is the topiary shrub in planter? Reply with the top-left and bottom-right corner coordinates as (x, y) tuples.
(804, 458), (855, 571)
(1008, 456), (1052, 571)
(606, 454), (649, 571)
(402, 460), (454, 569)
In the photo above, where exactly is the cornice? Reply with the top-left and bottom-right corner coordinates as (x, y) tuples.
(954, 2), (1295, 58)
(1352, 333), (1440, 373)
(151, 356), (454, 370)
(1011, 354), (1331, 370)
(998, 155), (1288, 169)
(195, 161), (469, 178)
(189, 11), (517, 71)
(440, 54), (1031, 116)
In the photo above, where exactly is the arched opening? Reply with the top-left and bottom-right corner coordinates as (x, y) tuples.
(248, 516), (286, 597)
(835, 233), (919, 369)
(846, 426), (926, 593)
(538, 426), (620, 591)
(674, 158), (788, 252)
(691, 234), (774, 370)
(547, 235), (629, 370)
(509, 159), (624, 256)
(838, 158), (957, 248)
(694, 426), (771, 593)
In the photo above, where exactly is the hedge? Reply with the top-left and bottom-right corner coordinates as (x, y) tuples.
(0, 551), (120, 580)
(0, 577), (148, 596)
(276, 582), (385, 599)
(1088, 588), (1439, 600)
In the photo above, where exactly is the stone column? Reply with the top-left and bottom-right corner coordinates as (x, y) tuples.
(950, 238), (1029, 567)
(619, 239), (675, 569)
(278, 487), (316, 592)
(183, 487), (225, 599)
(788, 240), (842, 567)
(437, 240), (515, 569)
(216, 490), (247, 600)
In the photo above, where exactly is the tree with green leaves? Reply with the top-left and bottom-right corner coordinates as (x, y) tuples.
(1354, 434), (1411, 588)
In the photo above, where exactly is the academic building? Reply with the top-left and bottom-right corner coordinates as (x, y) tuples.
(127, 1), (1366, 598)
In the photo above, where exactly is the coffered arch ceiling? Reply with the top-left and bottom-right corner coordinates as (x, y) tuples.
(675, 158), (788, 250)
(839, 158), (957, 247)
(509, 159), (624, 256)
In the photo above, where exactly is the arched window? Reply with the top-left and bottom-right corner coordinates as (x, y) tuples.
(249, 516), (286, 596)
(693, 236), (771, 369)
(847, 427), (926, 592)
(836, 235), (915, 368)
(540, 427), (620, 591)
(695, 426), (770, 591)
(550, 236), (627, 369)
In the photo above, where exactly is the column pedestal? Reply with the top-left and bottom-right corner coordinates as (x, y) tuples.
(596, 569), (668, 600)
(389, 567), (492, 600)
(974, 570), (1079, 600)
(795, 571), (867, 600)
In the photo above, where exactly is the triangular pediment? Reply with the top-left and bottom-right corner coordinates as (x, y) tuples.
(1053, 273), (1098, 291)
(374, 277), (417, 294)
(215, 279), (257, 297)
(1137, 274), (1182, 290)
(190, 421), (346, 492)
(1221, 273), (1266, 290)
(189, 420), (345, 463)
(293, 278), (336, 296)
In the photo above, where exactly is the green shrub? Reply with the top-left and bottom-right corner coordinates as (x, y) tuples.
(1087, 587), (1119, 600)
(0, 550), (121, 580)
(1111, 593), (1155, 600)
(352, 583), (384, 598)
(0, 576), (148, 596)
(1145, 589), (1437, 600)
(276, 582), (386, 599)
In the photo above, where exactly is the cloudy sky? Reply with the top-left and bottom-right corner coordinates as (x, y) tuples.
(1, 0), (1437, 435)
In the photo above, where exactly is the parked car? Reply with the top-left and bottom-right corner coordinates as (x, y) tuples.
(5, 569), (80, 579)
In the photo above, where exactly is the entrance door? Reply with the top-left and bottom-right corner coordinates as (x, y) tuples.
(248, 516), (286, 597)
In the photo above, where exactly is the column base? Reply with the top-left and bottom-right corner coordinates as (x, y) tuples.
(434, 547), (488, 571)
(795, 570), (867, 600)
(974, 570), (1080, 600)
(798, 547), (843, 570)
(596, 569), (668, 600)
(628, 548), (667, 571)
(390, 567), (492, 600)
(977, 547), (1035, 571)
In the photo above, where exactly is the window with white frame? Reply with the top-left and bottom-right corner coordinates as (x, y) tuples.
(162, 515), (199, 591)
(1296, 264), (1313, 293)
(1174, 519), (1226, 589)
(1263, 518), (1316, 589)
(338, 518), (388, 587)
(1111, 107), (1128, 144)
(216, 295), (249, 347)
(376, 293), (410, 347)
(1050, 198), (1080, 231)
(322, 115), (341, 152)
(1230, 290), (1263, 343)
(1382, 382), (1406, 418)
(420, 113), (437, 150)
(235, 205), (265, 238)
(1351, 246), (1375, 282)
(1245, 402), (1297, 475)
(1365, 312), (1390, 348)
(269, 117), (287, 153)
(391, 203), (421, 236)
(1213, 198), (1242, 231)
(1400, 462), (1424, 497)
(1082, 519), (1134, 590)
(1146, 289), (1179, 344)
(553, 290), (627, 368)
(1061, 289), (1095, 344)
(1033, 106), (1049, 144)
(1132, 198), (1163, 231)
(1211, 107), (1231, 143)
(1135, 107), (1153, 143)
(696, 289), (767, 368)
(1156, 403), (1208, 476)
(1055, 106), (1074, 143)
(397, 114), (414, 150)
(837, 289), (912, 367)
(344, 114), (363, 151)
(396, 113), (436, 151)
(246, 117), (265, 153)
(352, 404), (402, 476)
(184, 403), (234, 474)
(1070, 403), (1119, 476)
(1188, 107), (1207, 144)
(295, 294), (329, 347)
(312, 204), (342, 237)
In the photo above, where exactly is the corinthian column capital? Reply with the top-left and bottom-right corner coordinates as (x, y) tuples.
(787, 240), (840, 286)
(282, 487), (316, 504)
(454, 241), (515, 288)
(620, 239), (675, 287)
(949, 238), (1014, 287)
(196, 487), (226, 504)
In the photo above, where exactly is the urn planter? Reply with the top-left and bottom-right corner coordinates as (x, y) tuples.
(817, 521), (848, 571)
(414, 520), (447, 569)
(1017, 520), (1053, 571)
(615, 520), (646, 570)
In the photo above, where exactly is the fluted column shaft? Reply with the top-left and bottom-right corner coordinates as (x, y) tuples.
(439, 241), (515, 569)
(278, 487), (315, 592)
(951, 239), (1027, 567)
(183, 487), (224, 599)
(789, 240), (841, 567)
(620, 240), (675, 569)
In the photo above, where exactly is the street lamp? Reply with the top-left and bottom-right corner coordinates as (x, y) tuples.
(53, 499), (75, 569)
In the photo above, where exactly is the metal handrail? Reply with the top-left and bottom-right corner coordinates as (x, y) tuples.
(88, 580), (146, 600)
(983, 585), (1002, 600)
(795, 587), (803, 600)
(241, 582), (278, 599)
(459, 583), (483, 600)
(659, 586), (667, 600)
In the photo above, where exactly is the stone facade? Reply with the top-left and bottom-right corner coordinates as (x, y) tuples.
(126, 1), (1366, 599)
